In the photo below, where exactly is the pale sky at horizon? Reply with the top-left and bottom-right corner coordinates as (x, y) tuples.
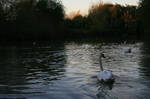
(61, 0), (139, 15)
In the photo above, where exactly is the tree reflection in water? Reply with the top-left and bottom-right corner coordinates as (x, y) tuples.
(139, 41), (150, 87)
(0, 43), (66, 95)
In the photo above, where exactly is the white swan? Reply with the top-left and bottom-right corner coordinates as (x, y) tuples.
(97, 53), (114, 82)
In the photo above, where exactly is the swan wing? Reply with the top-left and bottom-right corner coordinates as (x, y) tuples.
(97, 70), (114, 81)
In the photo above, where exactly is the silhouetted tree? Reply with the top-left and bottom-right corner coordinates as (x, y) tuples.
(0, 0), (65, 41)
(87, 3), (137, 37)
(0, 0), (17, 40)
(139, 0), (150, 39)
(0, 1), (142, 41)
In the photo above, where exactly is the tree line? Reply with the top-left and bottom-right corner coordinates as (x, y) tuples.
(0, 0), (148, 41)
(0, 0), (65, 41)
(65, 3), (143, 40)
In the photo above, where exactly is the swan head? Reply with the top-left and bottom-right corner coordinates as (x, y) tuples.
(100, 53), (105, 58)
(128, 48), (132, 53)
(124, 48), (132, 53)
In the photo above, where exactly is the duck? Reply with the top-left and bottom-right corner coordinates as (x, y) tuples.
(97, 53), (114, 82)
(124, 48), (132, 53)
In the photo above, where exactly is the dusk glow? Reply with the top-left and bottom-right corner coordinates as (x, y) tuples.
(61, 0), (139, 15)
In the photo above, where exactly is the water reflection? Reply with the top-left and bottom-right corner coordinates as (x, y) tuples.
(0, 41), (150, 99)
(139, 41), (150, 87)
(0, 43), (66, 96)
(96, 82), (114, 99)
(0, 47), (27, 94)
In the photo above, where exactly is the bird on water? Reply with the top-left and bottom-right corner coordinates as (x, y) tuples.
(97, 53), (114, 82)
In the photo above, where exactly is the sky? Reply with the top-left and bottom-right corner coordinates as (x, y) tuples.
(61, 0), (139, 15)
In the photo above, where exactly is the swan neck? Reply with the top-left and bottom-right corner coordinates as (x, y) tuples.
(99, 57), (104, 71)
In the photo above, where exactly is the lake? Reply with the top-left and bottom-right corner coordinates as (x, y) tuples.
(0, 40), (150, 99)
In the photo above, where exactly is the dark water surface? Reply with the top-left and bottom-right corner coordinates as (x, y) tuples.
(0, 41), (150, 99)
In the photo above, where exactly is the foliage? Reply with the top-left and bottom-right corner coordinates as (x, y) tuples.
(138, 0), (150, 39)
(0, 1), (145, 41)
(65, 3), (139, 39)
(0, 0), (65, 41)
